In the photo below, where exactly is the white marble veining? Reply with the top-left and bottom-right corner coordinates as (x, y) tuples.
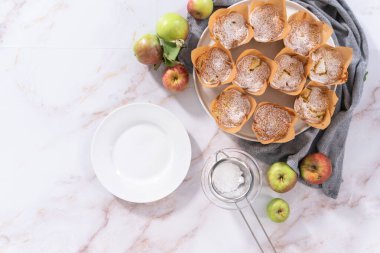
(0, 0), (379, 252)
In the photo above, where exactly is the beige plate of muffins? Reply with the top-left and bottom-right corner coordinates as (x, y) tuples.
(192, 0), (353, 144)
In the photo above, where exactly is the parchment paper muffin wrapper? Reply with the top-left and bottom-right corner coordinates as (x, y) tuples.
(285, 11), (333, 56)
(248, 0), (290, 42)
(233, 49), (278, 96)
(308, 44), (353, 86)
(296, 81), (339, 130)
(210, 85), (257, 134)
(208, 4), (254, 49)
(270, 47), (312, 96)
(191, 41), (237, 88)
(252, 102), (297, 144)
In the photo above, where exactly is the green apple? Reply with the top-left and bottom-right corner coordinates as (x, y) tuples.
(267, 162), (297, 193)
(187, 0), (213, 20)
(133, 34), (163, 65)
(156, 13), (189, 41)
(267, 198), (290, 223)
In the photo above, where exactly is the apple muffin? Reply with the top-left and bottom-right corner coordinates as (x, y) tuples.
(191, 43), (236, 88)
(294, 86), (329, 124)
(210, 86), (256, 133)
(252, 103), (296, 144)
(209, 5), (254, 49)
(294, 83), (338, 129)
(270, 48), (310, 95)
(309, 44), (353, 85)
(233, 49), (276, 96)
(249, 0), (289, 42)
(284, 11), (333, 56)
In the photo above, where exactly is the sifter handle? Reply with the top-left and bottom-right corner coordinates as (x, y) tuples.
(235, 198), (277, 253)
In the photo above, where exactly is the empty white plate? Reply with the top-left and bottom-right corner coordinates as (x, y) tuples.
(91, 103), (191, 203)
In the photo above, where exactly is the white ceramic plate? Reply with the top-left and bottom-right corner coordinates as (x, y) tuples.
(91, 103), (191, 203)
(194, 0), (335, 141)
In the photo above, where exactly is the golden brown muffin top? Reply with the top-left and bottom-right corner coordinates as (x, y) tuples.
(212, 12), (249, 49)
(253, 104), (293, 141)
(196, 48), (233, 86)
(271, 54), (304, 91)
(249, 4), (284, 42)
(234, 55), (271, 93)
(294, 86), (329, 124)
(309, 46), (344, 85)
(284, 20), (322, 56)
(211, 89), (251, 129)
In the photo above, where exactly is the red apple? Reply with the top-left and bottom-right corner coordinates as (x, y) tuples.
(162, 64), (189, 92)
(133, 34), (163, 65)
(300, 153), (332, 184)
(187, 0), (213, 20)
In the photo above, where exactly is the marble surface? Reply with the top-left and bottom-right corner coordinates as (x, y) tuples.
(0, 0), (379, 252)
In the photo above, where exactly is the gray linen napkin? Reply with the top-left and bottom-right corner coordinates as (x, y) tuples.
(179, 0), (369, 198)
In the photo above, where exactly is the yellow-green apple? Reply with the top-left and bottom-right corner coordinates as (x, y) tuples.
(162, 64), (189, 92)
(133, 34), (162, 65)
(300, 153), (332, 184)
(267, 162), (297, 193)
(187, 0), (213, 20)
(156, 13), (189, 41)
(267, 198), (290, 223)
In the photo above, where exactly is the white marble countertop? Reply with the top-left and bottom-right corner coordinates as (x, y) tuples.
(0, 0), (379, 252)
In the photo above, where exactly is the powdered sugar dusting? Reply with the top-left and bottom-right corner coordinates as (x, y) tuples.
(271, 54), (304, 91)
(213, 12), (249, 49)
(249, 4), (284, 42)
(234, 55), (270, 93)
(196, 48), (233, 85)
(284, 20), (322, 56)
(294, 86), (329, 124)
(253, 104), (292, 141)
(309, 46), (344, 84)
(212, 89), (251, 128)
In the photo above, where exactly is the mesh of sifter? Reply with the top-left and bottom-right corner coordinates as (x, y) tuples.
(201, 148), (277, 253)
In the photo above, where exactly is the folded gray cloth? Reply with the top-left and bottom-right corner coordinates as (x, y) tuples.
(179, 0), (369, 198)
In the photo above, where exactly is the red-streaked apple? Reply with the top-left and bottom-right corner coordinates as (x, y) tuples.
(187, 0), (213, 20)
(300, 153), (332, 185)
(267, 198), (290, 223)
(162, 64), (189, 92)
(133, 34), (162, 65)
(267, 162), (297, 193)
(156, 13), (189, 41)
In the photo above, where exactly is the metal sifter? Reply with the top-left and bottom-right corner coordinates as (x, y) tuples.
(201, 148), (277, 253)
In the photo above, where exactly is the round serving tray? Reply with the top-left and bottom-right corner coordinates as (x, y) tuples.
(194, 0), (335, 141)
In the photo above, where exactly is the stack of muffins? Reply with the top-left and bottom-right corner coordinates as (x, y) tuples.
(191, 0), (353, 144)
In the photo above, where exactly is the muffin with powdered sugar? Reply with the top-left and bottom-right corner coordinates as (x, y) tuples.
(210, 86), (256, 133)
(294, 82), (338, 129)
(209, 5), (254, 49)
(191, 42), (237, 88)
(252, 102), (296, 144)
(270, 48), (311, 95)
(308, 44), (353, 86)
(284, 11), (333, 56)
(233, 49), (277, 96)
(248, 0), (289, 42)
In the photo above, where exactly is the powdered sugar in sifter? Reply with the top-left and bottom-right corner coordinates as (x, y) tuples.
(202, 148), (277, 253)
